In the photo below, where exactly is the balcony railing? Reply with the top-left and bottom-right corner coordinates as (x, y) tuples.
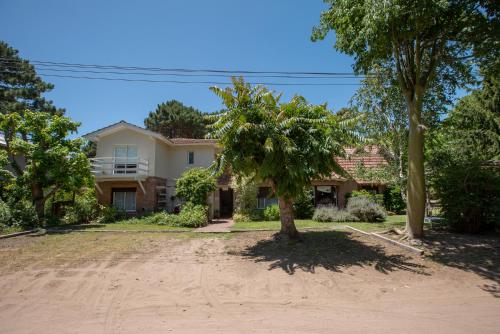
(90, 157), (149, 178)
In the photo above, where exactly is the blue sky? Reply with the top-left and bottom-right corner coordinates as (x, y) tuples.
(1, 0), (363, 136)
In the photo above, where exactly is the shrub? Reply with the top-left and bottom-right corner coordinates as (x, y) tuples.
(383, 184), (406, 214)
(98, 205), (125, 224)
(8, 200), (38, 228)
(346, 196), (387, 222)
(293, 188), (314, 219)
(63, 190), (99, 224)
(263, 204), (280, 221)
(177, 202), (208, 227)
(433, 160), (500, 233)
(176, 168), (217, 206)
(0, 199), (12, 225)
(351, 189), (384, 205)
(233, 213), (251, 222)
(232, 176), (258, 215)
(312, 206), (359, 222)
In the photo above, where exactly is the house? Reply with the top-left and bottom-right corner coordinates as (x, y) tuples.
(84, 121), (389, 218)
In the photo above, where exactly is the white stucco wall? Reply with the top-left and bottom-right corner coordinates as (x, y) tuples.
(167, 145), (216, 180)
(95, 128), (157, 176)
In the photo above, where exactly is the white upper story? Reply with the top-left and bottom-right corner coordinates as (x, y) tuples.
(84, 121), (218, 182)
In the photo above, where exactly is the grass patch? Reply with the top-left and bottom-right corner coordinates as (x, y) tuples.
(0, 226), (24, 236)
(232, 215), (407, 232)
(50, 223), (192, 231)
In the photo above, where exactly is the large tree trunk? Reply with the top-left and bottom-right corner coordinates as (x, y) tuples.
(278, 196), (300, 239)
(405, 91), (425, 238)
(31, 182), (45, 224)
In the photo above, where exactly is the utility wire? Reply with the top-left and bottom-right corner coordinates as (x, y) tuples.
(33, 73), (363, 86)
(0, 58), (368, 77)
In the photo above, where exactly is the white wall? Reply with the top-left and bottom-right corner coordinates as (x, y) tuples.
(95, 128), (157, 176)
(167, 145), (216, 179)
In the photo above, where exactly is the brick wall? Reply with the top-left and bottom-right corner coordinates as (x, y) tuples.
(96, 177), (167, 214)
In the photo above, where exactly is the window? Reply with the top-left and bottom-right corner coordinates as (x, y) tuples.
(187, 151), (194, 165)
(257, 187), (278, 209)
(114, 145), (138, 174)
(314, 185), (338, 207)
(113, 190), (136, 212)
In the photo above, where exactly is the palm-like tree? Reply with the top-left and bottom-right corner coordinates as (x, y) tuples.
(208, 78), (355, 239)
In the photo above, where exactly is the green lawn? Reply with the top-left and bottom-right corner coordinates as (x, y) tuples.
(0, 226), (24, 236)
(50, 223), (192, 232)
(232, 215), (407, 232)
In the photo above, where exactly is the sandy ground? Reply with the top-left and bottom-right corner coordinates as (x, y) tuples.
(0, 230), (499, 334)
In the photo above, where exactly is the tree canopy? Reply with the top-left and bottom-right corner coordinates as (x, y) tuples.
(144, 100), (207, 138)
(208, 78), (355, 238)
(312, 0), (498, 238)
(0, 111), (91, 221)
(0, 41), (64, 116)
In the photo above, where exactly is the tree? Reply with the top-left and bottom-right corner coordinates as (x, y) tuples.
(0, 41), (64, 116)
(208, 78), (354, 239)
(175, 167), (217, 206)
(427, 77), (500, 232)
(144, 100), (207, 138)
(312, 0), (497, 238)
(0, 111), (91, 222)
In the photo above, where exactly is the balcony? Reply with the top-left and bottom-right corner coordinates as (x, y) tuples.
(90, 157), (149, 180)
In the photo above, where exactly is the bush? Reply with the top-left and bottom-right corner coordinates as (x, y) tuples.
(351, 189), (384, 205)
(0, 200), (12, 225)
(98, 205), (126, 224)
(10, 200), (38, 228)
(293, 188), (314, 219)
(176, 168), (217, 206)
(232, 176), (258, 215)
(312, 206), (359, 222)
(433, 161), (500, 233)
(63, 190), (99, 224)
(383, 185), (406, 214)
(263, 204), (280, 221)
(346, 196), (387, 222)
(177, 202), (208, 227)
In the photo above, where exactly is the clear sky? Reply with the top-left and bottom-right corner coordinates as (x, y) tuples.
(1, 0), (363, 136)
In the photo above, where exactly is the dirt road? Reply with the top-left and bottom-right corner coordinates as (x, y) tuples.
(0, 231), (498, 333)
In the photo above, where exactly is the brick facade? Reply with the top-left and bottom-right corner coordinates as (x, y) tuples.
(96, 177), (167, 214)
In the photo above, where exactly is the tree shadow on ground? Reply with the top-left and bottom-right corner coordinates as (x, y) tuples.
(423, 231), (500, 297)
(239, 230), (429, 276)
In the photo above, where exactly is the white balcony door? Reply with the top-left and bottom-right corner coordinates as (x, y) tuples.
(114, 145), (137, 174)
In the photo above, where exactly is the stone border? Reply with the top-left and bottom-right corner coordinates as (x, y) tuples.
(0, 229), (38, 239)
(345, 226), (424, 255)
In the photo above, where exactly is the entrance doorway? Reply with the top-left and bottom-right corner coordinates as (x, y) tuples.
(219, 188), (234, 218)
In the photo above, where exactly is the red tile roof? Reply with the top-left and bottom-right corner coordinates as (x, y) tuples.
(169, 138), (218, 145)
(334, 146), (389, 183)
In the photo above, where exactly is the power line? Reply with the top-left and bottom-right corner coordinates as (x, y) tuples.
(34, 73), (363, 86)
(0, 57), (367, 77)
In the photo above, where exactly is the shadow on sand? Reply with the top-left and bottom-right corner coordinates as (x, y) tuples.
(423, 231), (500, 297)
(239, 230), (429, 276)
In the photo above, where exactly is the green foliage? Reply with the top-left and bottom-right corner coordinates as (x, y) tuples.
(313, 206), (359, 222)
(263, 204), (280, 221)
(6, 199), (38, 228)
(347, 197), (387, 222)
(175, 167), (217, 206)
(209, 77), (356, 234)
(63, 190), (99, 224)
(293, 188), (314, 219)
(144, 100), (207, 138)
(428, 79), (500, 232)
(0, 110), (92, 221)
(383, 185), (406, 214)
(177, 202), (208, 227)
(98, 205), (124, 224)
(0, 41), (64, 116)
(232, 176), (258, 215)
(350, 190), (383, 206)
(0, 199), (12, 225)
